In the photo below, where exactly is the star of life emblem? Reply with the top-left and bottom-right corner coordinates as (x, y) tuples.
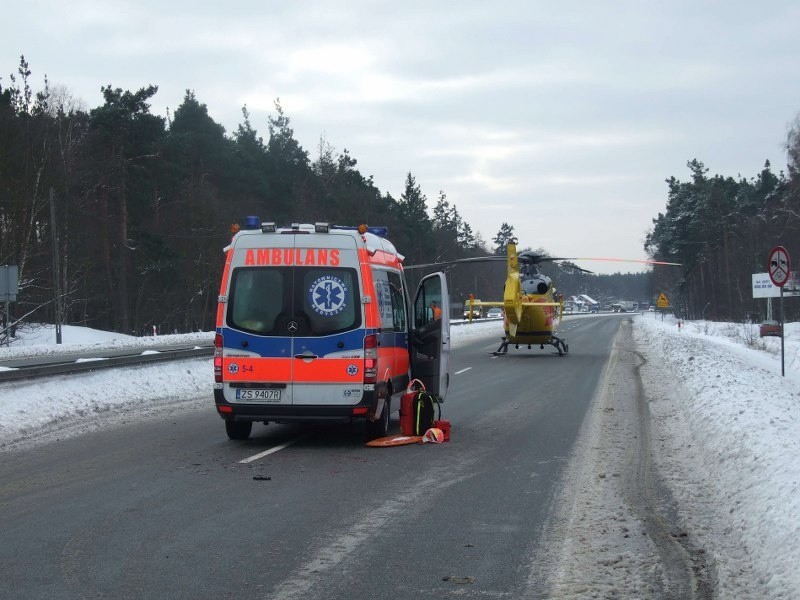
(309, 275), (348, 317)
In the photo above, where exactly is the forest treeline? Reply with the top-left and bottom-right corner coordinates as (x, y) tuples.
(2, 56), (799, 337)
(646, 151), (800, 321)
(1, 57), (495, 336)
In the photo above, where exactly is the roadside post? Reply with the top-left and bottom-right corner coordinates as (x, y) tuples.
(1, 265), (19, 342)
(768, 246), (790, 376)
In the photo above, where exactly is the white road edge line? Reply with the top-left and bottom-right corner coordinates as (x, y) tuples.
(239, 436), (304, 464)
(454, 367), (472, 375)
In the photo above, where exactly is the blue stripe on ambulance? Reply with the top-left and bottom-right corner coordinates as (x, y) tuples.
(220, 328), (292, 355)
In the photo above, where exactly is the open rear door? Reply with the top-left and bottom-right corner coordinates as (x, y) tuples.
(410, 272), (450, 400)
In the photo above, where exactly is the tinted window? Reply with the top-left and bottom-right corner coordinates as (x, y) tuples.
(373, 269), (407, 332)
(373, 270), (394, 331)
(228, 267), (286, 334)
(227, 266), (361, 336)
(388, 271), (407, 331)
(415, 275), (443, 325)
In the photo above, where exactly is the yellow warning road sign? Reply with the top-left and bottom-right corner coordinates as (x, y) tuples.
(656, 293), (669, 308)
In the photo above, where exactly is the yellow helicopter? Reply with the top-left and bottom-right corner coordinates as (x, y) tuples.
(408, 243), (680, 357)
(466, 242), (573, 355)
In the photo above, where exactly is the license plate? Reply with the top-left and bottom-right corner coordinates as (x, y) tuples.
(235, 389), (281, 401)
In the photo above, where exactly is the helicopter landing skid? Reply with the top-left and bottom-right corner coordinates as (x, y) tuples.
(491, 335), (569, 356)
(550, 334), (569, 356)
(492, 338), (510, 356)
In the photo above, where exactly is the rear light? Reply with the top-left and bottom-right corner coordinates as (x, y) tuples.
(352, 407), (368, 416)
(214, 333), (223, 383)
(217, 405), (233, 414)
(363, 334), (377, 384)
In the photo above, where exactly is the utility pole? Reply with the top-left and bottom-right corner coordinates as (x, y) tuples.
(49, 188), (62, 344)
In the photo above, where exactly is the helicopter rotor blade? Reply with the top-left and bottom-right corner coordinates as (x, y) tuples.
(402, 256), (506, 270)
(403, 253), (681, 271)
(569, 257), (682, 266)
(553, 261), (594, 274)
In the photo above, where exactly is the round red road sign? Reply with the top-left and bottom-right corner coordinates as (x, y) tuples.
(768, 246), (791, 287)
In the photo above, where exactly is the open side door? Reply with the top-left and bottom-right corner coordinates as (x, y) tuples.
(410, 272), (450, 400)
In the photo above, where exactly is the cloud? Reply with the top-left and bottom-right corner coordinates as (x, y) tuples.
(3, 0), (799, 276)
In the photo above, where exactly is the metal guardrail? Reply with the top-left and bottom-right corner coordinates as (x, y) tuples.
(0, 347), (213, 382)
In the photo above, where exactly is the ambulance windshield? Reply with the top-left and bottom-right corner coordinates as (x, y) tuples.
(227, 266), (361, 336)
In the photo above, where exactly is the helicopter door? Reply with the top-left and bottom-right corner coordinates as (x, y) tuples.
(410, 272), (450, 401)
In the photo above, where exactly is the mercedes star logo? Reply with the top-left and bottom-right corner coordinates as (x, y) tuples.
(287, 321), (299, 333)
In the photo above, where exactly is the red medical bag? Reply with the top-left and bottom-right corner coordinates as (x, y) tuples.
(400, 379), (425, 436)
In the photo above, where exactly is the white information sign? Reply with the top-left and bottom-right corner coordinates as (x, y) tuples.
(752, 272), (800, 298)
(0, 265), (18, 302)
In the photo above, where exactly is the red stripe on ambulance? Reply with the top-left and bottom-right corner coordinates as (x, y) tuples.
(223, 358), (291, 381)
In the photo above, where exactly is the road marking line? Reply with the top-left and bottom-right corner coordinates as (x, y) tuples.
(239, 436), (304, 464)
(454, 367), (472, 375)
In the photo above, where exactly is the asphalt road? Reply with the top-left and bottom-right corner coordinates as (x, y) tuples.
(0, 316), (623, 599)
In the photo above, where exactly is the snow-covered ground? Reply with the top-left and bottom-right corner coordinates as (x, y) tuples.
(1, 315), (798, 597)
(632, 315), (800, 598)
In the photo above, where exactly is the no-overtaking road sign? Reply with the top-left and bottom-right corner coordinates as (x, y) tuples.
(768, 246), (791, 287)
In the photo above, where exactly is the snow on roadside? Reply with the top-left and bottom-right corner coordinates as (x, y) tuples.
(0, 323), (211, 360)
(634, 315), (800, 599)
(0, 321), (503, 448)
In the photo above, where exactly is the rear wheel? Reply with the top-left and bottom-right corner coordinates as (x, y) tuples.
(225, 420), (252, 440)
(366, 397), (390, 440)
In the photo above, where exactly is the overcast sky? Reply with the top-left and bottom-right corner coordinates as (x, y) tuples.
(3, 1), (799, 273)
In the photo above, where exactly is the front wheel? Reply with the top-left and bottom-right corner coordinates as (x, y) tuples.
(225, 420), (252, 440)
(366, 397), (390, 440)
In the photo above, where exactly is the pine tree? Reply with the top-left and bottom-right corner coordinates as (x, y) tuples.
(492, 222), (516, 255)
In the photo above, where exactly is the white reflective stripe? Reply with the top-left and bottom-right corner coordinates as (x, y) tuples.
(239, 436), (304, 463)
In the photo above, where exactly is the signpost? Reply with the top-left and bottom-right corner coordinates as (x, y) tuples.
(1, 265), (19, 343)
(768, 246), (790, 377)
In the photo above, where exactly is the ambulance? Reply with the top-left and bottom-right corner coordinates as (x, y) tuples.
(213, 219), (450, 440)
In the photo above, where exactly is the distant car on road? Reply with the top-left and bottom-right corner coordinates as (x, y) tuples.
(486, 307), (503, 319)
(463, 299), (482, 319)
(759, 320), (782, 337)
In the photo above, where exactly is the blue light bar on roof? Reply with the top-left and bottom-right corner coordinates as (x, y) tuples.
(333, 225), (389, 237)
(244, 216), (260, 230)
(367, 226), (389, 237)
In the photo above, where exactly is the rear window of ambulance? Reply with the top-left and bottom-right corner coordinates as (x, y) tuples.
(227, 266), (361, 336)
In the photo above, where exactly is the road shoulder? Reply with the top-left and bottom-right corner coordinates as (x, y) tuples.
(526, 318), (713, 598)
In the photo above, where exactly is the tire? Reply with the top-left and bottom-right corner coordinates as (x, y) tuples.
(225, 420), (252, 440)
(366, 397), (390, 440)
